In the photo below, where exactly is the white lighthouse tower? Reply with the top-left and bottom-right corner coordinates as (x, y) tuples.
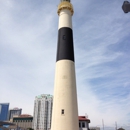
(51, 0), (79, 130)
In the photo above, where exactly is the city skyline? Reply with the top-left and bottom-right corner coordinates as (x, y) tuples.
(0, 0), (130, 130)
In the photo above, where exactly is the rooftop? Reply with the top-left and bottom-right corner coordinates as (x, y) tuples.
(78, 116), (90, 123)
(19, 114), (32, 117)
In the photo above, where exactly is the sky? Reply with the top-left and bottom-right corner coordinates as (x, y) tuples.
(0, 0), (130, 130)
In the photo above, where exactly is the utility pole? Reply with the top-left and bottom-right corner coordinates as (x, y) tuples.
(102, 119), (104, 130)
(115, 122), (117, 130)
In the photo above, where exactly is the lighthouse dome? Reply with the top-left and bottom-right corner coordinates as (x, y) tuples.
(61, 0), (71, 2)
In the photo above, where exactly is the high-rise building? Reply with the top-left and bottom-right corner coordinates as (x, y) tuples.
(51, 0), (79, 130)
(8, 108), (22, 121)
(0, 103), (9, 121)
(32, 94), (53, 130)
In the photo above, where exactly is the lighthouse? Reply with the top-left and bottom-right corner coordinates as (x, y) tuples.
(51, 0), (79, 130)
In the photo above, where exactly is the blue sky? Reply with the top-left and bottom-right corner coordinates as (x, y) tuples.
(0, 0), (130, 130)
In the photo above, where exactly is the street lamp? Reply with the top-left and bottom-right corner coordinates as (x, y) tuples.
(122, 1), (130, 13)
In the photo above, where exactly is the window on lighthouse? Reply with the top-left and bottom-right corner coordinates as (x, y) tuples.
(61, 109), (64, 114)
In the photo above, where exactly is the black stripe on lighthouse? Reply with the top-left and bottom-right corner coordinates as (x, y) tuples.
(56, 27), (74, 62)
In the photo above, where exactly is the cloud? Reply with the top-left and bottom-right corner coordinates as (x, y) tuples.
(0, 0), (130, 130)
(0, 0), (57, 114)
(73, 0), (130, 129)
